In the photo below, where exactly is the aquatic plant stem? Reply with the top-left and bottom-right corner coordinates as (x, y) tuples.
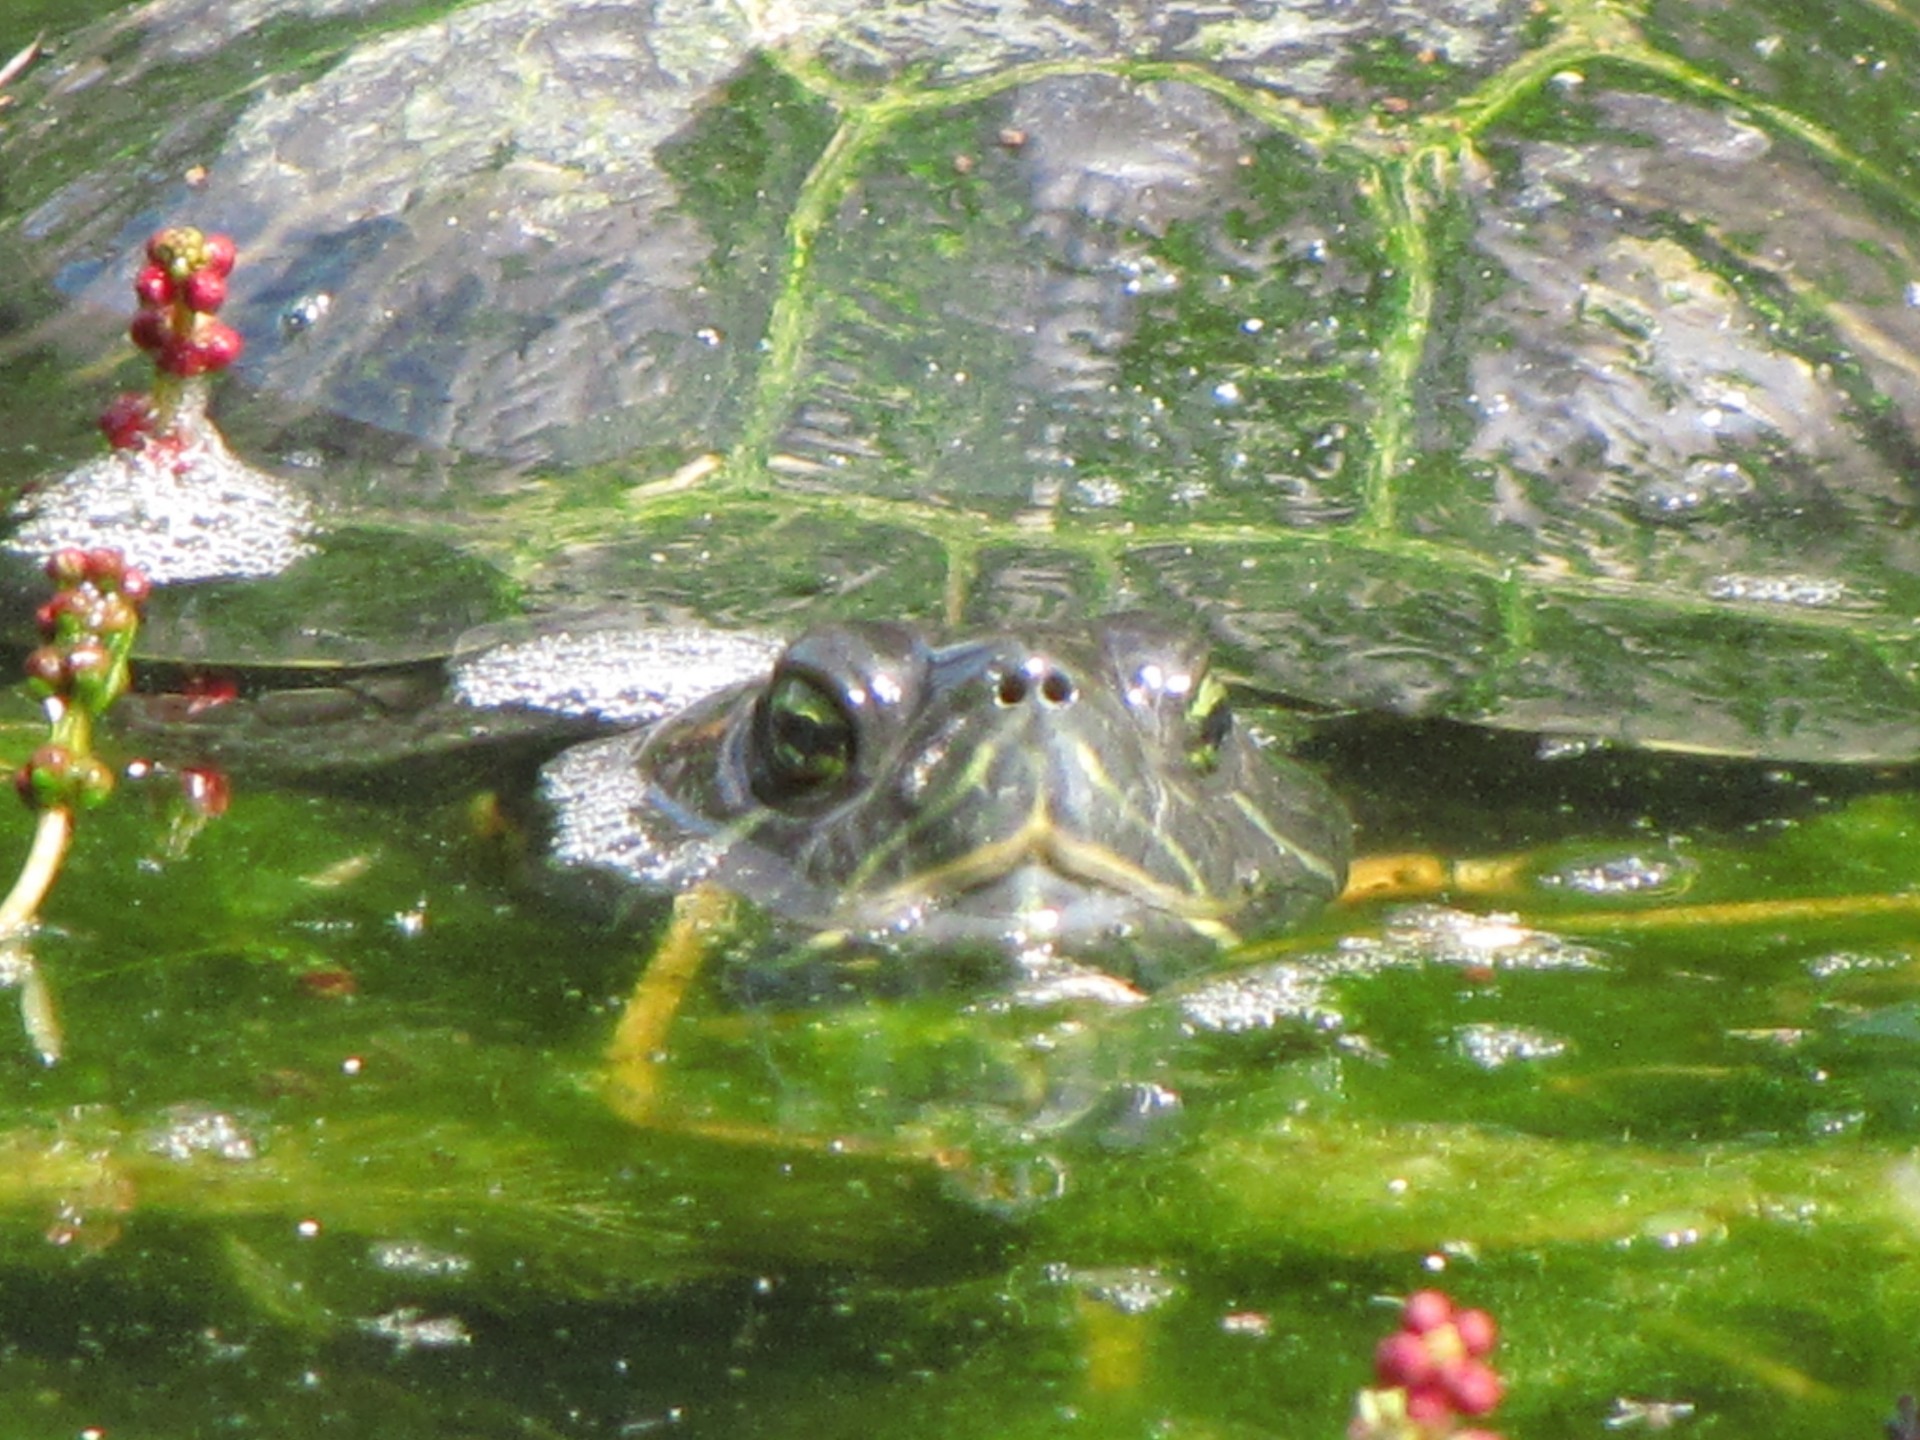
(0, 804), (72, 938)
(0, 805), (71, 1062)
(5, 545), (151, 1062)
(603, 882), (736, 1126)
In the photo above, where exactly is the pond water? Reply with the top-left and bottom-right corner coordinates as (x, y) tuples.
(3, 2), (1920, 1437)
(0, 650), (1912, 1437)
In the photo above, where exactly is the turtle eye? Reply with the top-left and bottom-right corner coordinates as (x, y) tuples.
(1184, 670), (1232, 776)
(756, 671), (856, 801)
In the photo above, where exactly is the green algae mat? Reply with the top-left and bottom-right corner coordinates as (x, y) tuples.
(0, 0), (1918, 1434)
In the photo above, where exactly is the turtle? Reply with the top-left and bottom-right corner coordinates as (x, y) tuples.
(2, 0), (1920, 971)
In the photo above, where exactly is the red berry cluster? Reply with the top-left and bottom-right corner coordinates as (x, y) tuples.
(1370, 1290), (1503, 1437)
(16, 548), (151, 810)
(126, 226), (243, 382)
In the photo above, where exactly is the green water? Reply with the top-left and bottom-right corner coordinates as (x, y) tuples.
(0, 702), (1912, 1437)
(2, 0), (1920, 1436)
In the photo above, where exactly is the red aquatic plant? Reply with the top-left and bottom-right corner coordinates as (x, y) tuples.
(1350, 1290), (1505, 1440)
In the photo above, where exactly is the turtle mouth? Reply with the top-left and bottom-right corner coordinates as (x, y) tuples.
(548, 617), (1350, 967)
(831, 793), (1244, 948)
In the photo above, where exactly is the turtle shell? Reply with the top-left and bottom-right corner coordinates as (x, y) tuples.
(3, 0), (1920, 761)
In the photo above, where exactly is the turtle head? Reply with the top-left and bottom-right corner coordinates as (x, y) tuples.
(542, 615), (1350, 988)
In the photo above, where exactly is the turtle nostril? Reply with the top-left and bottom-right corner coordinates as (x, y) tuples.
(995, 668), (1074, 705)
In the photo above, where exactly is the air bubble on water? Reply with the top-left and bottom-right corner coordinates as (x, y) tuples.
(454, 626), (783, 724)
(1806, 1109), (1868, 1139)
(1805, 949), (1906, 980)
(1538, 853), (1688, 897)
(1062, 1265), (1181, 1316)
(1076, 1082), (1184, 1152)
(1725, 1026), (1811, 1048)
(1119, 255), (1180, 297)
(359, 1307), (472, 1353)
(1368, 905), (1608, 972)
(370, 1240), (474, 1277)
(1636, 459), (1755, 521)
(9, 429), (315, 582)
(1454, 1023), (1568, 1069)
(1178, 961), (1344, 1034)
(1210, 910), (1605, 1019)
(1705, 573), (1850, 607)
(1074, 476), (1123, 508)
(279, 292), (332, 337)
(1637, 1213), (1722, 1249)
(1537, 735), (1605, 761)
(948, 1153), (1068, 1216)
(145, 1106), (260, 1163)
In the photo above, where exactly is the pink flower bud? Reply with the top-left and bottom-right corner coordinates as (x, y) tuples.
(1401, 1290), (1454, 1336)
(1403, 1383), (1454, 1428)
(22, 645), (68, 696)
(1441, 1359), (1504, 1417)
(129, 306), (172, 353)
(1374, 1330), (1436, 1389)
(159, 333), (209, 376)
(182, 268), (227, 313)
(195, 318), (244, 370)
(200, 232), (237, 277)
(44, 548), (90, 588)
(84, 548), (125, 589)
(134, 264), (173, 306)
(1453, 1308), (1497, 1358)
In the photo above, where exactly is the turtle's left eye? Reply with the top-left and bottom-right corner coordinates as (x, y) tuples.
(1184, 670), (1232, 776)
(755, 671), (856, 803)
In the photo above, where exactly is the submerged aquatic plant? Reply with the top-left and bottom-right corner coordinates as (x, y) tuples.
(8, 224), (312, 582)
(94, 225), (246, 470)
(2, 547), (149, 1062)
(1, 224), (258, 1061)
(119, 225), (244, 420)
